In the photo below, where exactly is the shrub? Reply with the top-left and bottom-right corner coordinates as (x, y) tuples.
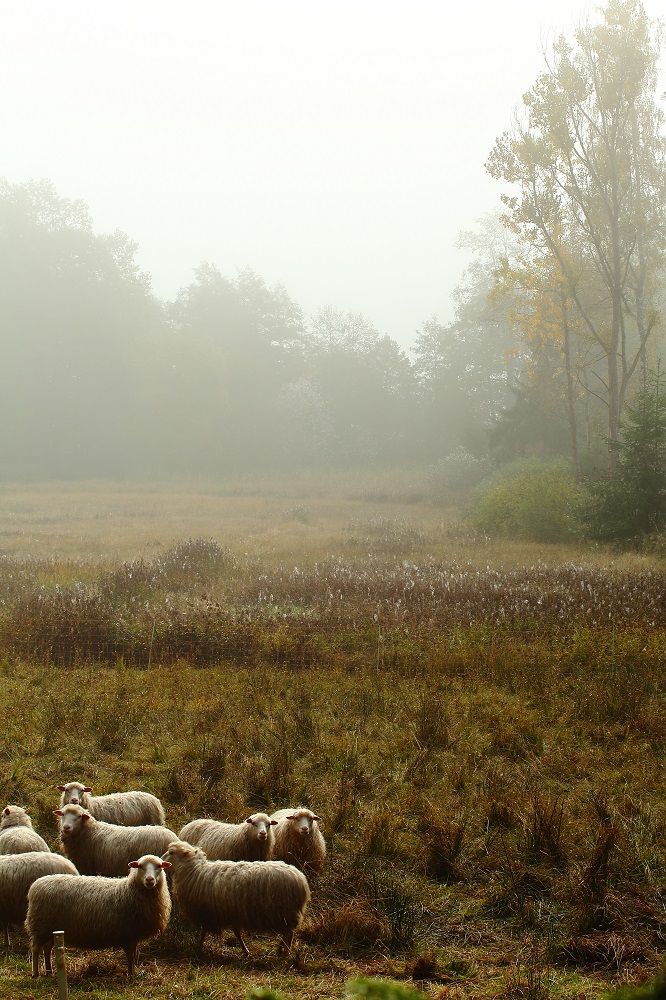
(347, 978), (427, 999)
(427, 447), (493, 498)
(468, 459), (590, 543)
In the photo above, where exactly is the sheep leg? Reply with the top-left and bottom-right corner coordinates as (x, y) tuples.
(124, 943), (137, 976)
(278, 930), (294, 954)
(233, 927), (250, 955)
(31, 946), (41, 977)
(43, 941), (53, 975)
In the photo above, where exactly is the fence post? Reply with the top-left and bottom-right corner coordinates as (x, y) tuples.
(53, 930), (68, 1000)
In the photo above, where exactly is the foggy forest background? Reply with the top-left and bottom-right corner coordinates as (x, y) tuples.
(2, 0), (665, 517)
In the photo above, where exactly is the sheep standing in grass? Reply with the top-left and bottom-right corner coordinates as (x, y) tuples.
(26, 853), (171, 977)
(0, 806), (50, 855)
(57, 781), (165, 826)
(163, 839), (310, 955)
(179, 813), (278, 861)
(55, 804), (178, 877)
(269, 807), (326, 879)
(0, 851), (78, 948)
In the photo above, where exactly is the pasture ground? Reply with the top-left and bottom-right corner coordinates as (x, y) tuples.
(1, 467), (665, 1000)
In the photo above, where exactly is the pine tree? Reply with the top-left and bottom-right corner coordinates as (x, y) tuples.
(587, 365), (666, 543)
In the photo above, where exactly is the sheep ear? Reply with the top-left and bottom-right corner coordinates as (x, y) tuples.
(128, 861), (139, 869)
(53, 809), (64, 817)
(83, 787), (93, 793)
(2, 807), (9, 816)
(313, 815), (321, 822)
(81, 812), (92, 823)
(56, 785), (66, 791)
(270, 819), (278, 825)
(246, 817), (254, 824)
(161, 861), (172, 870)
(286, 815), (296, 820)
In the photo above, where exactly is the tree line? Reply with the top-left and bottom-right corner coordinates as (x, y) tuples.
(1, 0), (665, 484)
(0, 175), (492, 481)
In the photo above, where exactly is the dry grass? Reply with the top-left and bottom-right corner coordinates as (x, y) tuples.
(1, 470), (665, 999)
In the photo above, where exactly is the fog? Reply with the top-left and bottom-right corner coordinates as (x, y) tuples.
(4, 0), (660, 348)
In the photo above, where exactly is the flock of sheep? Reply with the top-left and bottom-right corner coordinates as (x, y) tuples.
(0, 781), (326, 979)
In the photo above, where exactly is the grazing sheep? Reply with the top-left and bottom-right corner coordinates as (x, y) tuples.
(179, 813), (278, 862)
(57, 781), (165, 826)
(0, 806), (50, 855)
(163, 839), (310, 954)
(55, 804), (178, 877)
(26, 854), (171, 977)
(269, 807), (326, 878)
(0, 851), (78, 948)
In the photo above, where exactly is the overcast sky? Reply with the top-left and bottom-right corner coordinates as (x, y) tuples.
(1, 1), (664, 349)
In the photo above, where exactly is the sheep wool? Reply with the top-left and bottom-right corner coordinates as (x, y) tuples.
(269, 807), (326, 879)
(26, 854), (171, 977)
(179, 813), (277, 861)
(163, 839), (310, 955)
(0, 806), (50, 855)
(57, 781), (165, 826)
(0, 851), (78, 948)
(55, 804), (178, 877)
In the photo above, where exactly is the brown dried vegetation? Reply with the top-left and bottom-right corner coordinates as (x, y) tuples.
(1, 480), (666, 999)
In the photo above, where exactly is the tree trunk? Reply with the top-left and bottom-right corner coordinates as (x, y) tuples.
(560, 287), (580, 479)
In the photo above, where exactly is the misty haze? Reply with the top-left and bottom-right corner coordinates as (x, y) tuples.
(2, 1), (666, 998)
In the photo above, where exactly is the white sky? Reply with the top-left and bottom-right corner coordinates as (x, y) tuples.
(1, 0), (664, 349)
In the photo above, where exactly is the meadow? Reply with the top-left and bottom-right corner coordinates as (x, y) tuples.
(1, 468), (666, 1000)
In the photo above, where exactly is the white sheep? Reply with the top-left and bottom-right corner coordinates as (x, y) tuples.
(179, 813), (278, 861)
(55, 804), (178, 877)
(269, 807), (326, 879)
(26, 853), (171, 977)
(57, 781), (165, 826)
(163, 839), (310, 955)
(0, 851), (78, 948)
(0, 805), (50, 855)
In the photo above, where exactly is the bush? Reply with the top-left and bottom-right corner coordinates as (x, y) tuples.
(347, 978), (427, 1000)
(427, 447), (493, 498)
(467, 459), (590, 543)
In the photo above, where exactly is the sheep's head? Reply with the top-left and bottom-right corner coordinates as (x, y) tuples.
(128, 855), (171, 888)
(246, 813), (278, 841)
(286, 808), (321, 837)
(57, 782), (92, 806)
(0, 804), (32, 829)
(162, 839), (204, 866)
(54, 803), (93, 837)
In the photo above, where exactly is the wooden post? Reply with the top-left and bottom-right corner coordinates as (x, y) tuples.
(53, 931), (68, 1000)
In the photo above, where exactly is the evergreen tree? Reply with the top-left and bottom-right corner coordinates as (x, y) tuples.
(587, 366), (666, 542)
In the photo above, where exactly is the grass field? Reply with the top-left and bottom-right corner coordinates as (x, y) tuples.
(1, 469), (665, 1000)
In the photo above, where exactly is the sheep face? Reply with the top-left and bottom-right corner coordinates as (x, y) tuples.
(57, 782), (92, 806)
(161, 840), (206, 871)
(128, 854), (171, 888)
(53, 804), (92, 838)
(286, 810), (321, 836)
(246, 814), (278, 842)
